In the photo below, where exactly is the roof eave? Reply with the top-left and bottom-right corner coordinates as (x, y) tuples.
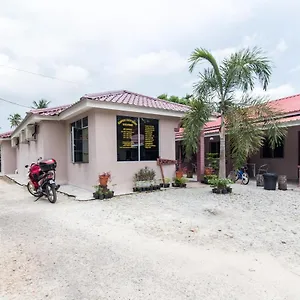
(11, 114), (59, 138)
(59, 98), (187, 120)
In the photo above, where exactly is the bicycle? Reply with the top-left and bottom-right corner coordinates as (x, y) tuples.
(228, 166), (250, 185)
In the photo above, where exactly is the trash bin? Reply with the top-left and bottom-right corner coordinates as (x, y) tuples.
(263, 173), (278, 190)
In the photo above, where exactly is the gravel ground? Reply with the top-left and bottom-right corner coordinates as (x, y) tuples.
(1, 179), (300, 300)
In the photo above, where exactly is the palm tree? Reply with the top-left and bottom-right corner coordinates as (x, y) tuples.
(32, 99), (50, 109)
(184, 47), (286, 178)
(8, 113), (22, 128)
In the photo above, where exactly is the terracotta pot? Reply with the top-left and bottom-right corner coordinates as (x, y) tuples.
(204, 167), (213, 175)
(99, 175), (109, 186)
(176, 171), (183, 179)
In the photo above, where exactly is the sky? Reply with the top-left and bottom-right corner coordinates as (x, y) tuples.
(1, 0), (300, 131)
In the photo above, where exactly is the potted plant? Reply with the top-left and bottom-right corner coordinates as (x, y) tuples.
(208, 177), (232, 194)
(176, 170), (184, 179)
(173, 177), (187, 188)
(163, 178), (170, 188)
(93, 185), (104, 199)
(205, 153), (219, 175)
(133, 167), (157, 192)
(99, 171), (111, 186)
(203, 174), (218, 185)
(106, 190), (114, 198)
(159, 179), (164, 188)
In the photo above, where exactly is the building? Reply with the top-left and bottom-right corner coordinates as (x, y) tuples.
(176, 94), (300, 181)
(0, 90), (190, 195)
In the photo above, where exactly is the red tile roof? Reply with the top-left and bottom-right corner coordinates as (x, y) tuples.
(268, 94), (300, 114)
(30, 104), (72, 116)
(0, 131), (13, 139)
(81, 90), (190, 113)
(175, 93), (300, 140)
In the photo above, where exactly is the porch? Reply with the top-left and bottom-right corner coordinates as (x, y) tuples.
(202, 125), (300, 182)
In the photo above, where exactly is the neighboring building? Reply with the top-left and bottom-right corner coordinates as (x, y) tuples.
(0, 90), (192, 194)
(176, 94), (300, 181)
(0, 131), (15, 174)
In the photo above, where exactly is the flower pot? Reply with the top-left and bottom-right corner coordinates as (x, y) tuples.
(163, 183), (170, 188)
(212, 188), (217, 193)
(111, 191), (114, 197)
(215, 188), (221, 194)
(99, 175), (109, 186)
(226, 187), (232, 193)
(176, 171), (183, 179)
(181, 183), (187, 188)
(204, 167), (214, 175)
(99, 194), (105, 200)
(93, 192), (99, 199)
(222, 188), (227, 194)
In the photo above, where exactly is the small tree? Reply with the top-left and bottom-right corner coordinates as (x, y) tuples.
(185, 46), (286, 178)
(8, 113), (22, 128)
(32, 99), (51, 109)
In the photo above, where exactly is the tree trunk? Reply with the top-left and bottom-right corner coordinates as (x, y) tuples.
(218, 114), (226, 179)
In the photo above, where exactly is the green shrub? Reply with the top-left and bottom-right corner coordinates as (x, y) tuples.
(208, 177), (232, 189)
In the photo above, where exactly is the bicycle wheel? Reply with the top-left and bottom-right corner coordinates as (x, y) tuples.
(228, 171), (239, 182)
(241, 172), (249, 185)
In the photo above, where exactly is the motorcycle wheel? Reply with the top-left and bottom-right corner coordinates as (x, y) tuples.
(27, 182), (42, 197)
(46, 183), (57, 203)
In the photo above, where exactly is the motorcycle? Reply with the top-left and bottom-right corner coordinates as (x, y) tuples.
(25, 157), (60, 203)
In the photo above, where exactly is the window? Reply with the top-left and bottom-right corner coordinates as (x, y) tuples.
(71, 117), (89, 163)
(116, 116), (159, 161)
(261, 138), (284, 159)
(209, 141), (220, 157)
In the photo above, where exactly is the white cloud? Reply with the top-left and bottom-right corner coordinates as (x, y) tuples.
(54, 65), (89, 83)
(251, 84), (295, 100)
(234, 84), (296, 101)
(106, 50), (187, 77)
(275, 39), (288, 53)
(290, 65), (300, 73)
(0, 0), (296, 131)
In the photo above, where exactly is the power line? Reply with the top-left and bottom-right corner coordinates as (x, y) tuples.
(0, 64), (79, 84)
(0, 97), (31, 109)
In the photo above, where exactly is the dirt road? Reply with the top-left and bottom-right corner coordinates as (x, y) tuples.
(1, 179), (299, 299)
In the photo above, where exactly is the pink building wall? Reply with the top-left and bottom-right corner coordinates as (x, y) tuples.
(199, 125), (299, 180)
(249, 125), (300, 180)
(66, 110), (98, 189)
(15, 121), (68, 183)
(16, 136), (44, 177)
(64, 108), (179, 194)
(1, 140), (16, 173)
(41, 121), (68, 184)
(4, 108), (180, 194)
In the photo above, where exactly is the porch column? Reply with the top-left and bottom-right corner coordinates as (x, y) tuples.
(197, 131), (205, 182)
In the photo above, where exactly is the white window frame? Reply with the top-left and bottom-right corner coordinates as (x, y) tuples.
(71, 117), (89, 163)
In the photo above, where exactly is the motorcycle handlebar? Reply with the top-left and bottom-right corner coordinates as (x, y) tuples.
(25, 157), (42, 168)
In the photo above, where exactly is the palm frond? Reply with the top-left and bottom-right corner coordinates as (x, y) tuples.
(32, 99), (51, 109)
(225, 94), (286, 168)
(193, 68), (220, 99)
(182, 99), (212, 158)
(188, 48), (223, 94)
(221, 47), (272, 94)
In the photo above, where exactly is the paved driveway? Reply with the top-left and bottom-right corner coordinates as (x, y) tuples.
(1, 179), (300, 300)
